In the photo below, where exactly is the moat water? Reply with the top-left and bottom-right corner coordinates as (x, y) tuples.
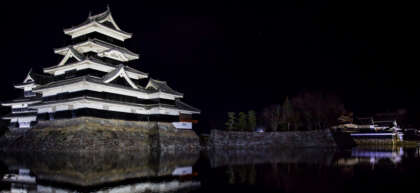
(1, 146), (420, 193)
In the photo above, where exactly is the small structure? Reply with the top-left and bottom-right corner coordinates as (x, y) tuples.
(375, 120), (400, 131)
(333, 113), (404, 144)
(344, 116), (403, 143)
(354, 117), (375, 129)
(1, 71), (49, 132)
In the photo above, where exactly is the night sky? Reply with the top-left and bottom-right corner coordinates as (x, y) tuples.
(0, 0), (419, 129)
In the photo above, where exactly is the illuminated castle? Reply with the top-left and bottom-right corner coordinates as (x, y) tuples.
(2, 7), (200, 132)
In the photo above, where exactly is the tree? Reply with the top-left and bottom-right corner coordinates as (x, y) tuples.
(291, 91), (346, 130)
(238, 112), (248, 131)
(225, 112), (236, 131)
(259, 92), (346, 131)
(247, 110), (257, 131)
(282, 96), (294, 131)
(262, 104), (281, 131)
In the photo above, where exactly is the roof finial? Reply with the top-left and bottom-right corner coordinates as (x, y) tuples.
(88, 11), (92, 18)
(106, 4), (111, 12)
(23, 68), (34, 83)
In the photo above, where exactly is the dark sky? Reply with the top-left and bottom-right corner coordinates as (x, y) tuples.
(0, 0), (419, 129)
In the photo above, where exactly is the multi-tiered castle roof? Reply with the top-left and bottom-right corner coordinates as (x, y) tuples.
(2, 7), (200, 131)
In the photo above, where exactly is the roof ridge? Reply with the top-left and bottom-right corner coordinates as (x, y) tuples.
(101, 64), (140, 90)
(64, 16), (132, 37)
(29, 71), (52, 78)
(146, 78), (183, 96)
(91, 38), (138, 56)
(55, 38), (138, 58)
(34, 75), (88, 89)
(88, 7), (110, 21)
(124, 65), (148, 76)
(150, 78), (167, 84)
(68, 47), (85, 61)
(175, 99), (201, 113)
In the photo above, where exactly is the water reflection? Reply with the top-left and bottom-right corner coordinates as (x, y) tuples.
(201, 146), (420, 193)
(208, 148), (337, 168)
(2, 147), (420, 193)
(0, 152), (200, 193)
(336, 146), (405, 167)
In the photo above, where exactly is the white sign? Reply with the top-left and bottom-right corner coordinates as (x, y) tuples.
(172, 166), (192, 176)
(18, 122), (31, 128)
(172, 122), (192, 129)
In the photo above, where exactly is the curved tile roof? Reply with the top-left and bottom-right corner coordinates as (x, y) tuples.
(146, 78), (183, 97)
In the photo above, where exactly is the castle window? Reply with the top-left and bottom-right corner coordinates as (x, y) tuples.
(49, 113), (55, 120)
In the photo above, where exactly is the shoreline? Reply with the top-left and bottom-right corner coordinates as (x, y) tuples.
(2, 120), (419, 153)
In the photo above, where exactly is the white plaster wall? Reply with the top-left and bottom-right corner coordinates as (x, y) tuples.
(34, 98), (190, 116)
(40, 81), (177, 100)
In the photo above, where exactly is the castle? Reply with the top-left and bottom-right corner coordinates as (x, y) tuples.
(2, 7), (200, 133)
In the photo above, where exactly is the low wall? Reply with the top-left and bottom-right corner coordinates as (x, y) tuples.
(208, 129), (337, 149)
(0, 117), (200, 153)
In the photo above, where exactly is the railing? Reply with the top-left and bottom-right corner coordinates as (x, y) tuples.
(11, 108), (37, 114)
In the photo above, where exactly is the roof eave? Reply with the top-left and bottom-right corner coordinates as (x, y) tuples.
(54, 47), (68, 55)
(64, 21), (132, 39)
(181, 109), (201, 114)
(2, 100), (42, 106)
(174, 93), (184, 98)
(2, 114), (37, 119)
(14, 82), (36, 88)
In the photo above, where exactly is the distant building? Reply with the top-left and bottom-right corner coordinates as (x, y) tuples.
(332, 110), (408, 144)
(335, 115), (400, 131)
(333, 113), (404, 141)
(354, 117), (375, 130)
(2, 7), (200, 133)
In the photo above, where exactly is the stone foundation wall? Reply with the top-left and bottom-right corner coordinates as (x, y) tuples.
(0, 117), (199, 152)
(208, 129), (337, 149)
(155, 123), (200, 153)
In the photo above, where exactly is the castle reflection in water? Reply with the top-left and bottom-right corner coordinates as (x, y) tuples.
(1, 147), (420, 193)
(0, 152), (200, 193)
